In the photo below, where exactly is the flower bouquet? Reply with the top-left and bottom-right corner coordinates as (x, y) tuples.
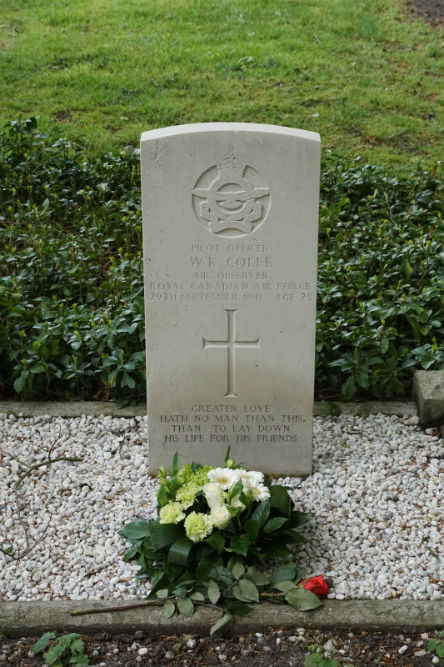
(119, 450), (328, 635)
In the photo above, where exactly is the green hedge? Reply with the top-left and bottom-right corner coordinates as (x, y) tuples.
(0, 119), (442, 403)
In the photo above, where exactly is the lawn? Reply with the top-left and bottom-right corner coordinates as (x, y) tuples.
(0, 0), (442, 165)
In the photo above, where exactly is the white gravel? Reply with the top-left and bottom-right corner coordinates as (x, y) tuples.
(0, 412), (442, 601)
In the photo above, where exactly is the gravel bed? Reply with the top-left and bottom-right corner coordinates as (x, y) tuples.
(0, 412), (442, 602)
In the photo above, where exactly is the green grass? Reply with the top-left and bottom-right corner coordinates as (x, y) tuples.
(0, 0), (442, 164)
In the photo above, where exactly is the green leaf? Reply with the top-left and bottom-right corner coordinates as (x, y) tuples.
(13, 373), (28, 394)
(69, 653), (89, 666)
(121, 371), (135, 389)
(341, 375), (356, 400)
(246, 567), (270, 586)
(122, 545), (140, 562)
(45, 636), (75, 666)
(232, 579), (259, 603)
(207, 579), (220, 604)
(197, 554), (220, 581)
(429, 637), (444, 658)
(29, 363), (46, 375)
(330, 357), (354, 370)
(47, 635), (81, 657)
(119, 520), (153, 542)
(273, 580), (298, 593)
(244, 519), (260, 540)
(177, 597), (194, 616)
(232, 583), (248, 602)
(69, 638), (85, 655)
(226, 480), (243, 502)
(189, 591), (205, 601)
(210, 566), (235, 588)
(206, 531), (225, 554)
(251, 500), (270, 525)
(304, 654), (339, 667)
(238, 578), (259, 602)
(157, 485), (170, 507)
(210, 612), (233, 636)
(172, 585), (188, 599)
(263, 517), (288, 533)
(281, 529), (307, 545)
(269, 485), (292, 517)
(156, 588), (169, 599)
(168, 537), (194, 565)
(195, 542), (213, 562)
(163, 599), (175, 619)
(270, 563), (299, 585)
(289, 511), (312, 528)
(224, 446), (232, 465)
(30, 632), (56, 655)
(172, 452), (179, 475)
(149, 523), (184, 551)
(231, 561), (245, 579)
(149, 570), (166, 592)
(173, 572), (195, 590)
(230, 535), (250, 556)
(356, 368), (369, 389)
(286, 588), (323, 611)
(266, 542), (292, 558)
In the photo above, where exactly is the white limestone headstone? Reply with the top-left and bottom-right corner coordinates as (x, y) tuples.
(141, 123), (320, 475)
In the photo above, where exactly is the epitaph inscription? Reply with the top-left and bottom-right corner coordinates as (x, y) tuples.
(142, 123), (320, 475)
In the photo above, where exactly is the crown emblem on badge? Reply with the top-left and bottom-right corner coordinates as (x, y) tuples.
(216, 151), (243, 171)
(192, 152), (271, 237)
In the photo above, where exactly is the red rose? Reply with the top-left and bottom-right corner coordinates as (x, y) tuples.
(298, 574), (329, 596)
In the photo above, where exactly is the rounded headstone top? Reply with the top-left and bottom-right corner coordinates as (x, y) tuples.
(141, 122), (320, 145)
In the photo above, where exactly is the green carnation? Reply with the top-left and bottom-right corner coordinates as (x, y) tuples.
(192, 466), (211, 486)
(159, 501), (185, 525)
(176, 464), (194, 486)
(184, 512), (213, 543)
(176, 481), (200, 509)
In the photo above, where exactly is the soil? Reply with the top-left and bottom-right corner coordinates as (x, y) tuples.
(1, 628), (442, 667)
(405, 0), (443, 25)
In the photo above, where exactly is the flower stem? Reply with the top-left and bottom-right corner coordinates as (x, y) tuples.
(71, 601), (157, 616)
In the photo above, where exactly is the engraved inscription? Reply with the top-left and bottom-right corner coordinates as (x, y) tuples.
(203, 309), (259, 397)
(146, 240), (316, 306)
(160, 406), (305, 446)
(192, 151), (270, 237)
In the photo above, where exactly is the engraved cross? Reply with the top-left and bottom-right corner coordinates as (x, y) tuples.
(203, 309), (259, 397)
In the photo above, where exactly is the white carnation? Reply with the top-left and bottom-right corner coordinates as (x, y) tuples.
(230, 497), (245, 511)
(249, 484), (270, 502)
(238, 469), (264, 489)
(203, 482), (224, 510)
(210, 505), (231, 529)
(207, 467), (240, 489)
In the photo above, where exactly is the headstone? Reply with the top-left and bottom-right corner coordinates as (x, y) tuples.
(141, 123), (320, 475)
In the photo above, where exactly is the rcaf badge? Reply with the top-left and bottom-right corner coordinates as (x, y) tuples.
(192, 151), (271, 237)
